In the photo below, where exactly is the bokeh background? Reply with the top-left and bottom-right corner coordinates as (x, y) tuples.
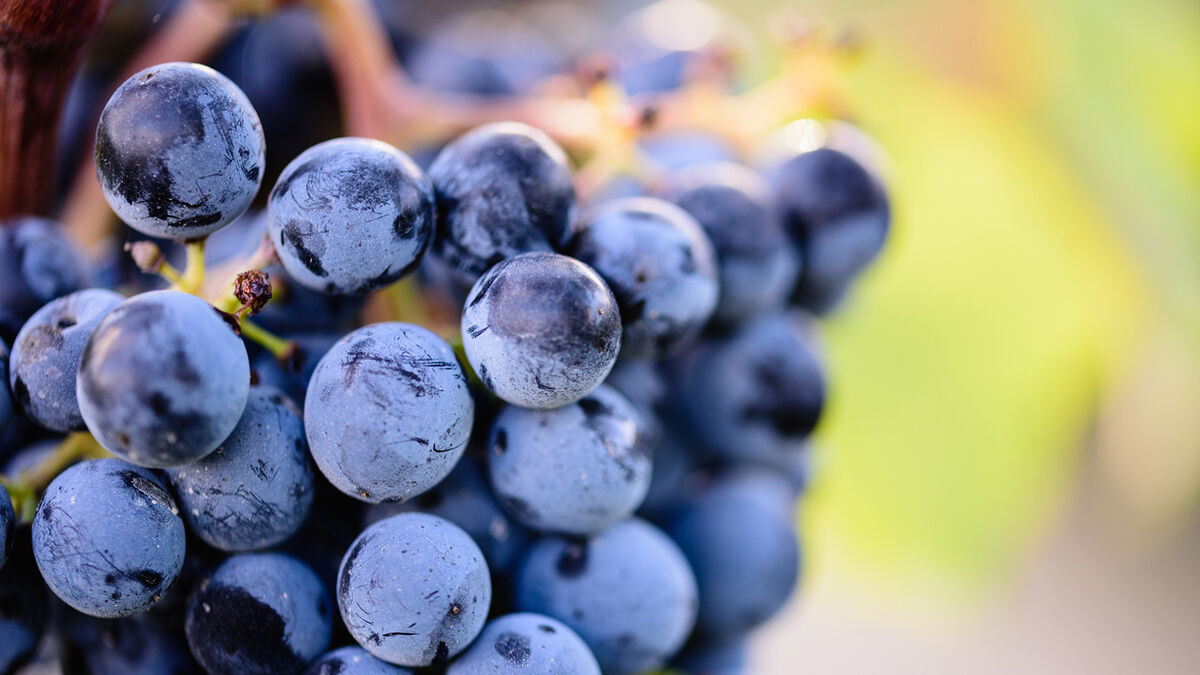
(736, 0), (1200, 672)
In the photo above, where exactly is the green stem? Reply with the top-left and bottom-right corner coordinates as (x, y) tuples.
(179, 238), (206, 294)
(240, 319), (293, 360)
(0, 431), (110, 523)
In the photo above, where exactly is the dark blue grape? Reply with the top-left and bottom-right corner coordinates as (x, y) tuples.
(461, 252), (621, 409)
(305, 646), (412, 674)
(773, 147), (890, 313)
(447, 612), (601, 675)
(76, 290), (250, 468)
(338, 513), (492, 667)
(515, 518), (698, 675)
(0, 339), (12, 437)
(185, 552), (332, 675)
(63, 607), (200, 674)
(667, 470), (801, 640)
(165, 387), (313, 551)
(0, 482), (11, 569)
(673, 311), (824, 464)
(32, 459), (186, 617)
(570, 197), (718, 358)
(487, 385), (649, 535)
(252, 333), (340, 404)
(428, 123), (576, 287)
(637, 425), (700, 521)
(305, 323), (473, 503)
(2, 438), (58, 477)
(8, 289), (123, 432)
(95, 62), (266, 239)
(0, 529), (48, 673)
(663, 163), (798, 324)
(268, 138), (434, 295)
(364, 456), (529, 578)
(0, 216), (89, 342)
(673, 637), (749, 675)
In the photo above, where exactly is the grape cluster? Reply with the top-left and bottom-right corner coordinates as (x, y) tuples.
(0, 4), (891, 674)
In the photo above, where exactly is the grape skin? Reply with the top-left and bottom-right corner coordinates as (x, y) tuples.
(773, 147), (891, 313)
(185, 552), (332, 675)
(667, 470), (801, 640)
(305, 646), (412, 674)
(428, 122), (576, 288)
(338, 513), (492, 667)
(95, 62), (266, 240)
(76, 290), (250, 468)
(663, 162), (799, 325)
(446, 612), (601, 675)
(363, 457), (530, 579)
(0, 482), (12, 570)
(0, 340), (12, 438)
(305, 323), (474, 503)
(515, 517), (698, 675)
(487, 384), (650, 535)
(9, 289), (124, 433)
(32, 459), (186, 618)
(461, 252), (621, 410)
(0, 216), (89, 342)
(166, 387), (314, 552)
(268, 137), (434, 296)
(673, 311), (825, 465)
(569, 197), (719, 359)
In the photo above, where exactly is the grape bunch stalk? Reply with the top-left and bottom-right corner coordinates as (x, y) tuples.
(0, 1), (891, 673)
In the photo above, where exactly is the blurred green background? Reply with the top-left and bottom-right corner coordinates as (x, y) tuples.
(724, 0), (1200, 670)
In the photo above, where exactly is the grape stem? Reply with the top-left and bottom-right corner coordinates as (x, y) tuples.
(0, 431), (111, 523)
(239, 318), (293, 360)
(178, 238), (207, 294)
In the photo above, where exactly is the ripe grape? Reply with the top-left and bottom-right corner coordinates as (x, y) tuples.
(515, 517), (698, 675)
(569, 197), (718, 358)
(95, 62), (266, 239)
(487, 384), (649, 535)
(461, 252), (621, 409)
(446, 612), (601, 675)
(338, 513), (492, 667)
(663, 162), (799, 324)
(674, 637), (749, 675)
(428, 122), (576, 287)
(0, 339), (12, 437)
(62, 608), (197, 674)
(0, 529), (47, 672)
(185, 552), (332, 675)
(773, 147), (891, 313)
(305, 323), (473, 503)
(76, 290), (250, 468)
(667, 470), (801, 640)
(0, 216), (89, 342)
(165, 387), (314, 551)
(305, 646), (412, 674)
(8, 289), (123, 432)
(32, 459), (186, 618)
(673, 311), (825, 464)
(0, 482), (11, 569)
(363, 457), (529, 578)
(268, 137), (434, 295)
